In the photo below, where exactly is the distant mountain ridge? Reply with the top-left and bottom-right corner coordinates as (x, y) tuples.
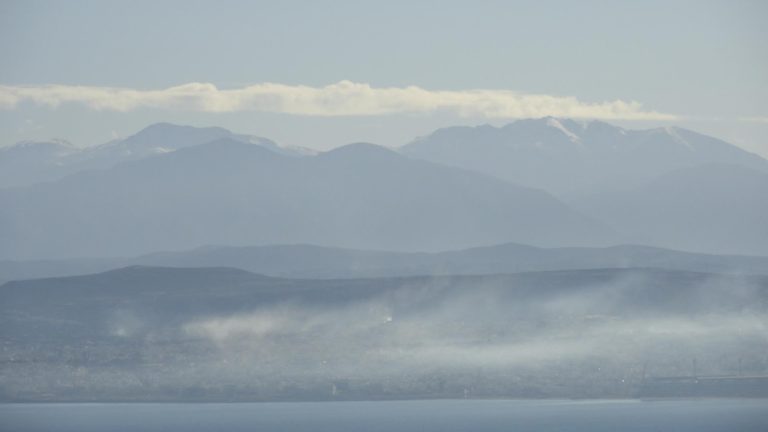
(0, 139), (81, 188)
(0, 123), (312, 188)
(398, 118), (768, 255)
(2, 242), (767, 284)
(401, 117), (768, 197)
(573, 163), (768, 256)
(2, 118), (766, 258)
(0, 139), (611, 260)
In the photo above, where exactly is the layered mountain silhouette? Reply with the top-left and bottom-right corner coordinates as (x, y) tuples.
(0, 139), (81, 188)
(2, 119), (766, 258)
(401, 117), (768, 197)
(574, 163), (768, 256)
(3, 119), (767, 403)
(0, 123), (311, 188)
(0, 139), (610, 260)
(2, 242), (767, 284)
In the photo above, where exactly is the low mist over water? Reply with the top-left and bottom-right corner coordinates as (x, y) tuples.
(3, 268), (767, 401)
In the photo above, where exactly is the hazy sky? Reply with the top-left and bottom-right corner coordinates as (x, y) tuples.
(1, 0), (767, 155)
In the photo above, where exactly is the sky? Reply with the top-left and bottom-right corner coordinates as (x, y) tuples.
(1, 0), (767, 155)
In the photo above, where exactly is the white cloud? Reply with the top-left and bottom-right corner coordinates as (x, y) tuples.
(0, 80), (677, 120)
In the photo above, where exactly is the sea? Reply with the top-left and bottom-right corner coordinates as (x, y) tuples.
(1, 399), (767, 431)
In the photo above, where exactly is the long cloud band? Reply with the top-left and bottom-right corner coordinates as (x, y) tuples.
(0, 80), (676, 120)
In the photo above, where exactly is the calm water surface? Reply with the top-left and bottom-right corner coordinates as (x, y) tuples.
(1, 399), (767, 432)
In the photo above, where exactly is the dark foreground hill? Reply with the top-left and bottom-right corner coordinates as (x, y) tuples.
(2, 266), (767, 401)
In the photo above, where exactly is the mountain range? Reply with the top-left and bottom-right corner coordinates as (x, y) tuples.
(1, 119), (766, 258)
(573, 163), (768, 256)
(2, 119), (766, 403)
(2, 242), (768, 284)
(401, 117), (768, 197)
(0, 138), (610, 259)
(0, 123), (312, 189)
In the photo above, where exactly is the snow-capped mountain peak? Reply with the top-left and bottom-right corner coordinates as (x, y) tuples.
(0, 123), (314, 188)
(545, 117), (583, 143)
(401, 118), (768, 197)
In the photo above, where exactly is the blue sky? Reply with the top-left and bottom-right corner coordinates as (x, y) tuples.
(1, 0), (767, 155)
